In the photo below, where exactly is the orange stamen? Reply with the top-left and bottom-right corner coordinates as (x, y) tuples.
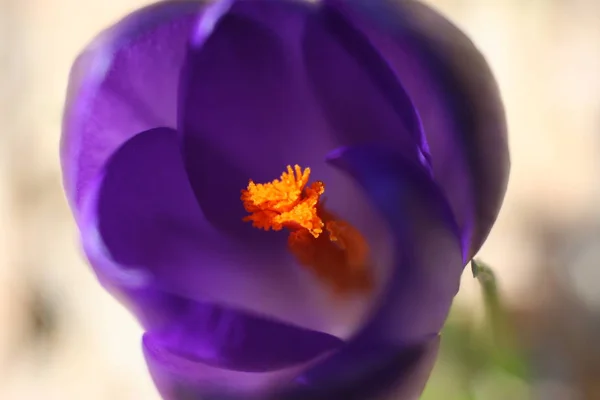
(241, 165), (373, 295)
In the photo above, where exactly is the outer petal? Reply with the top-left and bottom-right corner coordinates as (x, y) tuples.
(143, 329), (337, 400)
(331, 146), (464, 343)
(81, 127), (343, 374)
(286, 336), (440, 400)
(61, 0), (205, 214)
(287, 144), (462, 399)
(144, 336), (439, 400)
(324, 0), (510, 257)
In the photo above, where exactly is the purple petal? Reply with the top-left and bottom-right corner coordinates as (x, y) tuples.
(144, 328), (337, 400)
(324, 0), (509, 257)
(287, 336), (440, 400)
(326, 144), (464, 343)
(61, 0), (205, 213)
(177, 0), (427, 241)
(81, 126), (342, 374)
(84, 126), (351, 334)
(302, 2), (430, 168)
(145, 300), (342, 373)
(145, 335), (439, 400)
(179, 0), (325, 239)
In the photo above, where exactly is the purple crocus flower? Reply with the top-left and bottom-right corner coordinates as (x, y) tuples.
(61, 0), (509, 399)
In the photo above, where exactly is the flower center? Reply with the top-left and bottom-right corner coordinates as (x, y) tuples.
(241, 165), (373, 295)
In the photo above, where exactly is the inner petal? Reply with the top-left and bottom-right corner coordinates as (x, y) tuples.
(178, 4), (329, 239)
(177, 0), (428, 238)
(302, 2), (431, 169)
(93, 127), (339, 333)
(326, 144), (464, 344)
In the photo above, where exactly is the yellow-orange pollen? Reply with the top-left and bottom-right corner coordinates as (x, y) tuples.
(241, 165), (373, 295)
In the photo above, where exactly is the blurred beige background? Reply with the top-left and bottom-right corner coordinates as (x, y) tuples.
(0, 0), (599, 399)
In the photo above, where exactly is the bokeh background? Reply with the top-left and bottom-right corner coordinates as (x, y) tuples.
(0, 0), (599, 398)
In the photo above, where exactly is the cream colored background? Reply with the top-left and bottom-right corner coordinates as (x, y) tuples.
(0, 0), (599, 398)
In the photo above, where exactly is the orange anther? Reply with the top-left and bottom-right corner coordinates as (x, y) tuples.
(242, 165), (373, 295)
(241, 165), (324, 237)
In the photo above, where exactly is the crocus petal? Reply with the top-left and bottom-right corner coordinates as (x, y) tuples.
(302, 1), (430, 168)
(324, 0), (509, 257)
(145, 300), (342, 372)
(287, 336), (440, 400)
(326, 144), (463, 343)
(82, 126), (342, 373)
(61, 0), (205, 213)
(178, 0), (427, 239)
(143, 323), (338, 400)
(84, 126), (351, 337)
(145, 329), (437, 400)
